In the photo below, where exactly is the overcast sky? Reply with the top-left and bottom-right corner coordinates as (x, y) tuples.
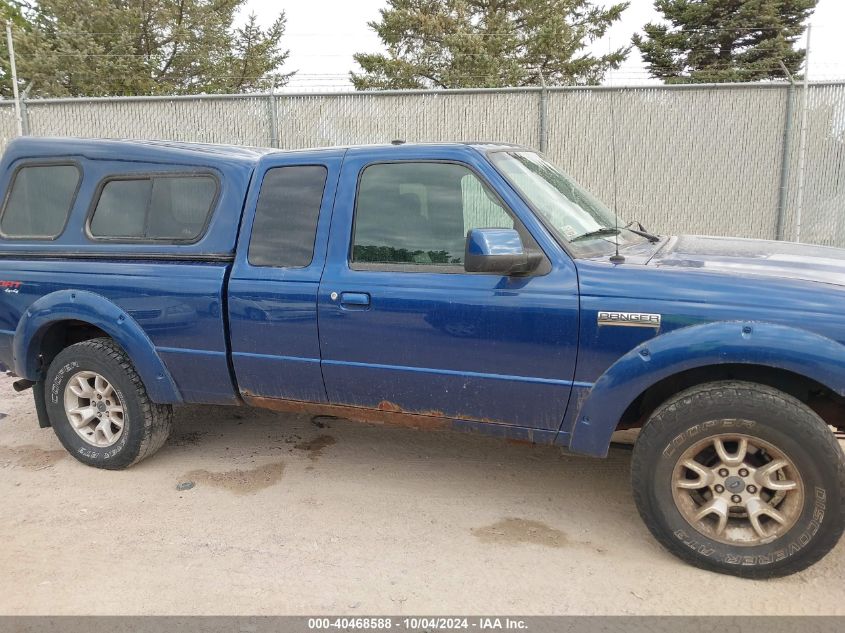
(240, 0), (845, 91)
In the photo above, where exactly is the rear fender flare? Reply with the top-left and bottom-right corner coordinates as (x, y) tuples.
(13, 289), (182, 404)
(567, 321), (845, 457)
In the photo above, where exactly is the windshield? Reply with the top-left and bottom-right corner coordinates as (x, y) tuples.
(489, 150), (644, 254)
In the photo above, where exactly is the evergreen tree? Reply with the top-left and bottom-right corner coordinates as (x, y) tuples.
(220, 12), (291, 93)
(352, 0), (630, 90)
(633, 0), (817, 83)
(7, 0), (292, 97)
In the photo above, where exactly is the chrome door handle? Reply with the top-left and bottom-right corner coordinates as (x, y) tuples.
(339, 292), (371, 308)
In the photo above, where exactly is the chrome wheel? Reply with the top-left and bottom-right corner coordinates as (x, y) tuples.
(672, 432), (804, 545)
(63, 370), (126, 448)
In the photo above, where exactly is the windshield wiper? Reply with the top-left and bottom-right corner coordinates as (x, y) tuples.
(570, 227), (621, 242)
(571, 224), (660, 244)
(624, 220), (660, 243)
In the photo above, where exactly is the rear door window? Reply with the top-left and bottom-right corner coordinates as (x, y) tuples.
(0, 164), (81, 238)
(89, 174), (217, 241)
(248, 165), (328, 268)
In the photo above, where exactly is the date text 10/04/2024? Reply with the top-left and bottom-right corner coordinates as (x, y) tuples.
(307, 617), (528, 630)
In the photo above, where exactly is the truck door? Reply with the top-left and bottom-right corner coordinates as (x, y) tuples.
(228, 150), (344, 402)
(317, 146), (580, 432)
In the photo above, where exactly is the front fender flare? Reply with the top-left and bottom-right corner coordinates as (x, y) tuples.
(568, 321), (845, 457)
(13, 289), (182, 404)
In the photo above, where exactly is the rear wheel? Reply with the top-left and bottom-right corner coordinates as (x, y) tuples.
(632, 380), (845, 578)
(44, 338), (173, 469)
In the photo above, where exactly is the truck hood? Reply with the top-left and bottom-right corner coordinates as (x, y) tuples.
(648, 235), (845, 287)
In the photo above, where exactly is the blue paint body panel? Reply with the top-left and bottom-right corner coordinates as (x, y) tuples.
(0, 137), (251, 405)
(3, 139), (845, 458)
(564, 246), (845, 453)
(227, 148), (345, 403)
(317, 145), (579, 430)
(3, 263), (235, 404)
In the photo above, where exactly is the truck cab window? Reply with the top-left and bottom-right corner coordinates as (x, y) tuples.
(352, 162), (514, 267)
(248, 165), (328, 268)
(0, 164), (80, 238)
(89, 174), (216, 241)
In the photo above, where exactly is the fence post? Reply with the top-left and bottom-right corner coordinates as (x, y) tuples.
(775, 80), (795, 241)
(19, 97), (28, 135)
(267, 91), (279, 148)
(538, 75), (548, 153)
(19, 82), (32, 136)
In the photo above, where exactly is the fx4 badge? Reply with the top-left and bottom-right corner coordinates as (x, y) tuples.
(597, 311), (661, 328)
(0, 280), (22, 294)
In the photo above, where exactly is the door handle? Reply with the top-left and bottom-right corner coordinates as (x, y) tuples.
(338, 292), (371, 308)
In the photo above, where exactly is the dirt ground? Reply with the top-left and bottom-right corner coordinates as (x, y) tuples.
(1, 373), (843, 615)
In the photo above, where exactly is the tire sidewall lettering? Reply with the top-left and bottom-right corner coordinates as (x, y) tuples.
(661, 418), (826, 568)
(50, 362), (131, 461)
(662, 418), (756, 459)
(50, 361), (79, 404)
(672, 485), (825, 565)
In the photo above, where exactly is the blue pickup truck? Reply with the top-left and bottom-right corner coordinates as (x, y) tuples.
(0, 137), (843, 578)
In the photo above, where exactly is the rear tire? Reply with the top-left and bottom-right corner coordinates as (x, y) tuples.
(44, 338), (173, 469)
(631, 380), (845, 578)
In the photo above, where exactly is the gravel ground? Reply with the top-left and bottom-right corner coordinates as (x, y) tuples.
(1, 373), (843, 615)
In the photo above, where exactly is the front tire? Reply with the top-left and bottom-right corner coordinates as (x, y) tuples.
(632, 380), (845, 578)
(45, 338), (173, 469)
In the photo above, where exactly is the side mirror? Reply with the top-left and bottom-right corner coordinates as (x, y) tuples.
(464, 228), (542, 275)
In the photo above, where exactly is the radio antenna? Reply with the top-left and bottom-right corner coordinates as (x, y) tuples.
(608, 73), (624, 264)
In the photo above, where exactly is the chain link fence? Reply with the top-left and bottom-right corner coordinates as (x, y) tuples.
(0, 82), (843, 246)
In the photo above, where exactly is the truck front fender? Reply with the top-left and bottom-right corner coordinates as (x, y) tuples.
(568, 321), (845, 457)
(13, 289), (182, 404)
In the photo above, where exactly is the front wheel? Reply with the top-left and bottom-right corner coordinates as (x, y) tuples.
(44, 338), (173, 469)
(632, 381), (845, 578)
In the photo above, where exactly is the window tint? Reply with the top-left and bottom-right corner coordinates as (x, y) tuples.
(461, 174), (514, 234)
(1, 164), (80, 238)
(248, 165), (327, 268)
(89, 174), (216, 241)
(352, 162), (514, 266)
(90, 179), (150, 238)
(148, 177), (217, 239)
